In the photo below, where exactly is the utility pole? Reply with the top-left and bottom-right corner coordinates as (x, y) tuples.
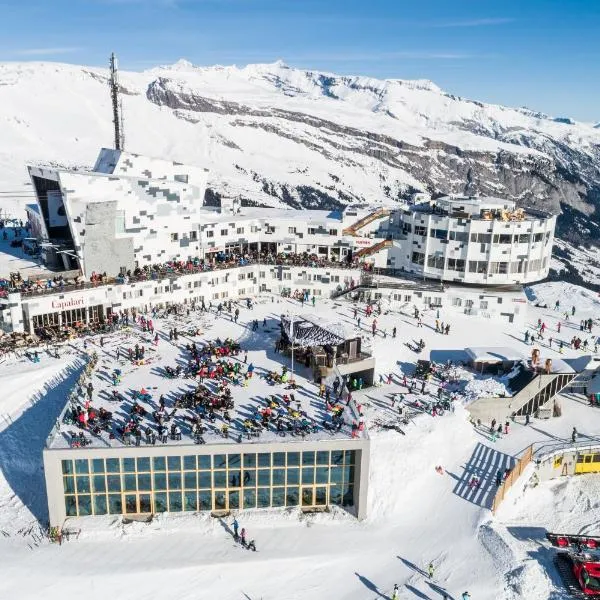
(109, 52), (124, 150)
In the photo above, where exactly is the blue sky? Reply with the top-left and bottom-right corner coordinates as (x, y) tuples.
(1, 0), (598, 121)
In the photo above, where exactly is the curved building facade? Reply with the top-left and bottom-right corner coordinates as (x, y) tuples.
(389, 196), (556, 285)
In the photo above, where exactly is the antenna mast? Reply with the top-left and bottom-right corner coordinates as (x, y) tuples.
(109, 52), (124, 150)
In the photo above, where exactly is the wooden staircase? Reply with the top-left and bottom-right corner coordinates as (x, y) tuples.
(343, 208), (391, 236)
(354, 239), (393, 258)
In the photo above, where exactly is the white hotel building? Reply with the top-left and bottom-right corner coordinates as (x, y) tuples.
(0, 148), (556, 333)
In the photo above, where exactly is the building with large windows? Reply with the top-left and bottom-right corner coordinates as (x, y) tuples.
(44, 441), (368, 525)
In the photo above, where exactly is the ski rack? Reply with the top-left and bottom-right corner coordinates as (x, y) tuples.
(547, 532), (600, 549)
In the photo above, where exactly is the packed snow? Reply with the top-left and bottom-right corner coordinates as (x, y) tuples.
(0, 280), (599, 598)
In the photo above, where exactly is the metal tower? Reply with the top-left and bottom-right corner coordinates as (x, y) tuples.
(109, 52), (125, 150)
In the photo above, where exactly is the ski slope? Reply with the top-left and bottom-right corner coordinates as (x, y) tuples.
(0, 281), (599, 599)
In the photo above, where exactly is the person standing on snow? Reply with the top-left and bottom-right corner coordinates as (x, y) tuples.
(232, 518), (239, 540)
(572, 427), (578, 443)
(391, 584), (399, 600)
(462, 593), (471, 600)
(428, 562), (435, 579)
(240, 527), (247, 546)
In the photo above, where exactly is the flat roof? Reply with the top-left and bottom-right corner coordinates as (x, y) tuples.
(47, 312), (363, 451)
(465, 346), (525, 363)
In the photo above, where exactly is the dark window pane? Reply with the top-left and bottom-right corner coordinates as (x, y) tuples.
(123, 474), (137, 492)
(153, 472), (166, 490)
(106, 458), (120, 473)
(184, 472), (197, 489)
(93, 494), (107, 515)
(63, 476), (75, 494)
(153, 457), (166, 472)
(243, 489), (256, 509)
(78, 494), (92, 516)
(107, 475), (121, 492)
(273, 452), (285, 467)
(229, 490), (240, 509)
(258, 453), (271, 467)
(76, 475), (90, 494)
(92, 475), (106, 493)
(169, 492), (182, 512)
(343, 486), (354, 506)
(330, 485), (342, 505)
(138, 473), (152, 491)
(154, 492), (167, 513)
(108, 494), (122, 514)
(139, 494), (152, 513)
(286, 487), (299, 507)
(228, 454), (241, 468)
(345, 451), (356, 465)
(214, 491), (226, 511)
(243, 470), (255, 487)
(257, 487), (270, 508)
(272, 487), (285, 507)
(302, 452), (315, 466)
(198, 455), (211, 470)
(124, 494), (137, 514)
(286, 468), (299, 485)
(168, 473), (181, 490)
(198, 491), (211, 510)
(287, 452), (300, 466)
(343, 466), (355, 484)
(184, 491), (197, 511)
(214, 454), (227, 469)
(65, 495), (77, 516)
(122, 458), (135, 472)
(62, 460), (74, 475)
(301, 488), (314, 506)
(92, 459), (105, 474)
(331, 450), (344, 465)
(183, 455), (196, 470)
(257, 469), (271, 486)
(330, 467), (343, 484)
(137, 457), (151, 472)
(213, 471), (227, 488)
(302, 467), (314, 485)
(316, 467), (329, 484)
(198, 472), (211, 489)
(315, 486), (327, 506)
(272, 469), (285, 485)
(243, 453), (256, 468)
(228, 470), (241, 488)
(316, 451), (329, 465)
(167, 456), (181, 471)
(75, 459), (89, 474)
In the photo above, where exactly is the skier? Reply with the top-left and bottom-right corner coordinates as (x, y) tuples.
(496, 469), (503, 487)
(232, 518), (239, 540)
(393, 326), (397, 338)
(240, 527), (247, 546)
(391, 584), (399, 600)
(428, 562), (435, 579)
(462, 593), (471, 600)
(572, 427), (578, 443)
(504, 420), (510, 435)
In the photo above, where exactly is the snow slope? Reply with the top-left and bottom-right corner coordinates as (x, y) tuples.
(0, 282), (599, 598)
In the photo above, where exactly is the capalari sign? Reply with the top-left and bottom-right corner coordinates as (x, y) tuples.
(51, 297), (85, 310)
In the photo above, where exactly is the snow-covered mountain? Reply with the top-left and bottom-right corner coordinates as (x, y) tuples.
(0, 59), (599, 282)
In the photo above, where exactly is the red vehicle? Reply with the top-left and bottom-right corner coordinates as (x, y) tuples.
(547, 533), (600, 597)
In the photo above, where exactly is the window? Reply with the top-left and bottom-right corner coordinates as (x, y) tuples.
(470, 233), (492, 244)
(329, 229), (338, 236)
(308, 228), (317, 235)
(411, 252), (425, 266)
(220, 229), (228, 236)
(426, 254), (445, 269)
(288, 227), (297, 234)
(468, 261), (488, 274)
(189, 230), (198, 241)
(448, 231), (468, 242)
(533, 233), (544, 242)
(452, 297), (462, 307)
(447, 258), (465, 272)
(414, 226), (426, 236)
(480, 301), (489, 309)
(237, 227), (244, 234)
(499, 234), (512, 244)
(517, 234), (530, 244)
(170, 233), (179, 242)
(429, 228), (447, 240)
(206, 230), (214, 238)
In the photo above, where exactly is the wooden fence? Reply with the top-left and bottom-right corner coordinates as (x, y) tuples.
(491, 445), (533, 514)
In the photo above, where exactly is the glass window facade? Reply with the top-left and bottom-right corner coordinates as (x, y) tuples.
(60, 450), (357, 517)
